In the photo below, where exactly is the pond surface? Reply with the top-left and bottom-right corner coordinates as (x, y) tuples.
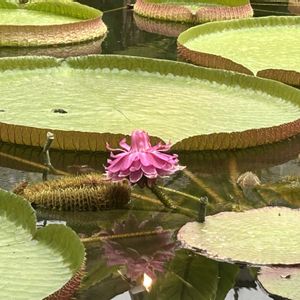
(0, 1), (299, 299)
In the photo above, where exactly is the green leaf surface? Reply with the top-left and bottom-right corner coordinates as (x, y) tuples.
(0, 55), (300, 151)
(0, 189), (85, 300)
(258, 267), (300, 300)
(0, 0), (106, 46)
(0, 0), (101, 25)
(178, 207), (300, 265)
(178, 16), (300, 84)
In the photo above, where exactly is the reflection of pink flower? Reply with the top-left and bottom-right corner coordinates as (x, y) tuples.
(102, 215), (177, 281)
(105, 130), (184, 186)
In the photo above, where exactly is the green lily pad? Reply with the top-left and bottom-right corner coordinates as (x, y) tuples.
(0, 189), (85, 299)
(178, 207), (300, 265)
(258, 267), (300, 300)
(0, 55), (300, 151)
(134, 0), (253, 23)
(0, 0), (106, 46)
(178, 16), (300, 86)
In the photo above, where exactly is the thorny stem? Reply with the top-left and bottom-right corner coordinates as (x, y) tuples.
(157, 185), (200, 202)
(131, 192), (196, 217)
(81, 229), (173, 243)
(149, 184), (195, 218)
(149, 184), (177, 210)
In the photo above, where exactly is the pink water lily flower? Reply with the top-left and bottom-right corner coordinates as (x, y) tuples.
(105, 130), (184, 186)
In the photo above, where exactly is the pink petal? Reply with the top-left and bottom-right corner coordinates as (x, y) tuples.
(129, 159), (142, 172)
(129, 169), (143, 183)
(106, 142), (126, 153)
(108, 153), (137, 172)
(119, 138), (131, 151)
(141, 165), (158, 177)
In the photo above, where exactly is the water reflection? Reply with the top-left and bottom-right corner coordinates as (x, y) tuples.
(101, 214), (177, 281)
(0, 134), (299, 299)
(289, 0), (300, 14)
(0, 0), (298, 299)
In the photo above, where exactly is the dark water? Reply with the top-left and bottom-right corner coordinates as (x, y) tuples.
(0, 1), (299, 300)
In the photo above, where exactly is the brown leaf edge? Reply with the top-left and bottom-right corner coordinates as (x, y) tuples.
(46, 263), (86, 300)
(134, 0), (253, 23)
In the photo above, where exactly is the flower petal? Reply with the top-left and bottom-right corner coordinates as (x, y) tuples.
(129, 169), (143, 183)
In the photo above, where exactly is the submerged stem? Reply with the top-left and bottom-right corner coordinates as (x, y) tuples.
(42, 132), (60, 180)
(198, 196), (208, 223)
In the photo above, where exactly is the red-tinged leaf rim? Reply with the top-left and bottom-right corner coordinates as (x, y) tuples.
(0, 189), (85, 299)
(178, 16), (300, 86)
(0, 0), (107, 46)
(177, 207), (300, 265)
(134, 0), (253, 23)
(258, 267), (300, 300)
(133, 13), (190, 37)
(0, 55), (300, 152)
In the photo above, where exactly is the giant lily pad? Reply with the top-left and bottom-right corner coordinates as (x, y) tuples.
(178, 16), (300, 86)
(0, 0), (107, 46)
(258, 267), (300, 300)
(178, 207), (300, 265)
(0, 189), (85, 299)
(1, 55), (300, 151)
(134, 0), (253, 23)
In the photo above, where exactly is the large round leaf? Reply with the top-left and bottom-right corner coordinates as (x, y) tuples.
(178, 16), (300, 86)
(177, 207), (300, 265)
(0, 0), (106, 46)
(134, 0), (253, 23)
(258, 267), (300, 300)
(0, 55), (300, 151)
(0, 189), (85, 299)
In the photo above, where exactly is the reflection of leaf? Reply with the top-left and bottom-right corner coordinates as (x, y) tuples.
(81, 258), (119, 290)
(216, 262), (239, 300)
(147, 249), (238, 300)
(257, 178), (300, 207)
(79, 276), (129, 300)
